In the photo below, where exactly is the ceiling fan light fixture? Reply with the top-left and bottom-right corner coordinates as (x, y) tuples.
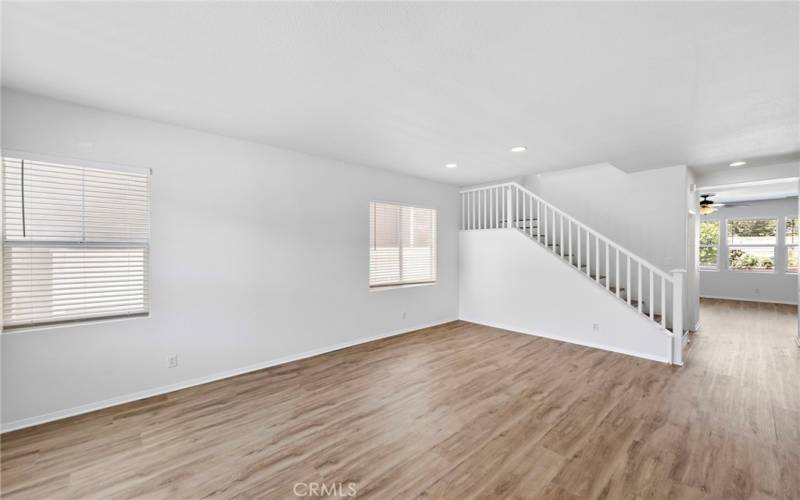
(699, 205), (717, 215)
(699, 193), (718, 214)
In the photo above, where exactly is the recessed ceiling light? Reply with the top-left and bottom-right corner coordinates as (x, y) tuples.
(729, 161), (747, 167)
(510, 146), (527, 153)
(445, 163), (457, 169)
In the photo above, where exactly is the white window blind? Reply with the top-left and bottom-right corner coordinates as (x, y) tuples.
(369, 202), (436, 288)
(2, 157), (150, 329)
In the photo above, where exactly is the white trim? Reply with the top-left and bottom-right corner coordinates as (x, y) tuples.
(0, 317), (457, 433)
(369, 282), (437, 292)
(458, 317), (671, 364)
(700, 294), (798, 305)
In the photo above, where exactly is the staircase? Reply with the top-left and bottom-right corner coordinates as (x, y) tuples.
(460, 182), (685, 364)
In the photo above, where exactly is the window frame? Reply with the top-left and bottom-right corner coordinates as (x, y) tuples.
(786, 216), (798, 274)
(725, 217), (778, 273)
(368, 201), (438, 290)
(1, 151), (152, 332)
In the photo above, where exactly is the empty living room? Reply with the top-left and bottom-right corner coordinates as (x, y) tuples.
(1, 2), (798, 499)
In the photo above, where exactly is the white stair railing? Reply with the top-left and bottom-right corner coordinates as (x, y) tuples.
(460, 182), (684, 364)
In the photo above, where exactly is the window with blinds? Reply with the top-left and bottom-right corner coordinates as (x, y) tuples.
(2, 157), (150, 330)
(369, 202), (436, 288)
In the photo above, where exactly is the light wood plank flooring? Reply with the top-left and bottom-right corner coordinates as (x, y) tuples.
(2, 298), (798, 499)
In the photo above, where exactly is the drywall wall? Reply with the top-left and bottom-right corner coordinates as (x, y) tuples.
(459, 229), (672, 363)
(524, 163), (688, 272)
(523, 162), (693, 330)
(0, 89), (460, 429)
(686, 168), (701, 330)
(699, 197), (798, 304)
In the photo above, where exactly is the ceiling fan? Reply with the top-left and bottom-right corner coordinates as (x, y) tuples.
(699, 194), (723, 214)
(699, 194), (751, 214)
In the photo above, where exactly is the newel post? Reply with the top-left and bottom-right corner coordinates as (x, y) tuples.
(670, 269), (685, 365)
(506, 186), (513, 228)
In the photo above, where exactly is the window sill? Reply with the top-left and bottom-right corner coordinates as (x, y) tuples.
(699, 267), (719, 272)
(369, 282), (437, 292)
(2, 313), (150, 335)
(727, 270), (776, 274)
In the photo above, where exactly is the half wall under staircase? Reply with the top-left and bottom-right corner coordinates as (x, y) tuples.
(458, 182), (686, 365)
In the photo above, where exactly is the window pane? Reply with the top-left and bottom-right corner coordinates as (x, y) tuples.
(369, 203), (401, 286)
(370, 203), (400, 247)
(401, 206), (436, 283)
(3, 245), (148, 326)
(728, 246), (775, 271)
(789, 246), (798, 273)
(699, 221), (720, 246)
(699, 246), (718, 267)
(786, 217), (799, 245)
(727, 219), (777, 245)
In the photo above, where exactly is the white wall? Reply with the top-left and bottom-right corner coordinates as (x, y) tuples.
(0, 89), (460, 429)
(459, 229), (673, 363)
(524, 163), (689, 272)
(699, 197), (798, 305)
(695, 162), (799, 188)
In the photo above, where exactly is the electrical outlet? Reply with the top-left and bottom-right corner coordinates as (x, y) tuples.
(592, 323), (600, 332)
(402, 311), (407, 320)
(168, 354), (178, 368)
(754, 288), (760, 295)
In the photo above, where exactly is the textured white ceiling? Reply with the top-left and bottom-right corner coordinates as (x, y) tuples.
(2, 2), (798, 185)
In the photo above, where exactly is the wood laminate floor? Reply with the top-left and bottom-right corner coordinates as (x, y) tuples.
(1, 298), (798, 499)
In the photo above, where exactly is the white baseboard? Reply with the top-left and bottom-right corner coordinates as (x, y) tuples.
(459, 317), (671, 364)
(700, 295), (798, 306)
(1, 317), (458, 433)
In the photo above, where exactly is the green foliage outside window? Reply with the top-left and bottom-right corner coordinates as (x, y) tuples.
(699, 221), (719, 267)
(727, 219), (777, 244)
(729, 247), (774, 271)
(786, 217), (798, 245)
(788, 247), (798, 273)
